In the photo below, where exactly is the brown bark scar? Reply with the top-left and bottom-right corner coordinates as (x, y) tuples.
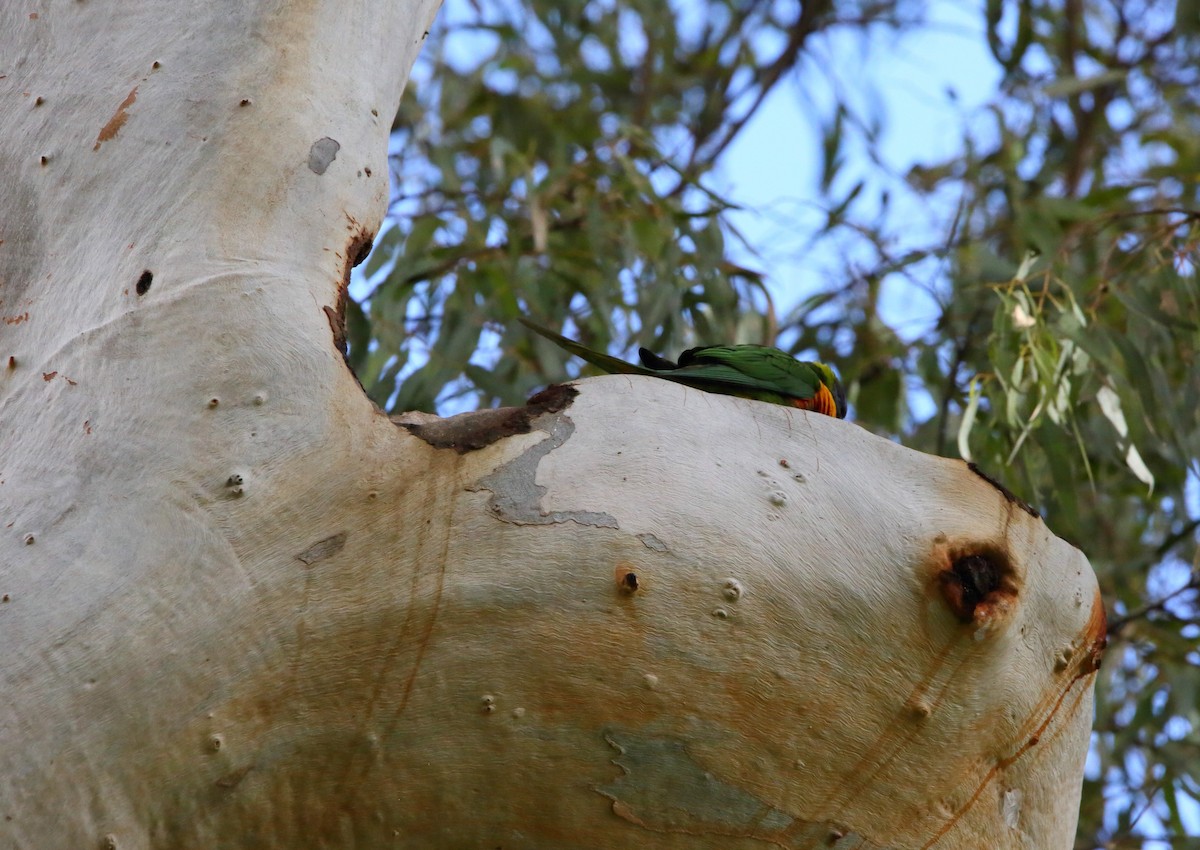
(397, 384), (578, 454)
(214, 764), (254, 789)
(965, 461), (1040, 518)
(93, 86), (138, 150)
(325, 219), (373, 367)
(295, 532), (347, 565)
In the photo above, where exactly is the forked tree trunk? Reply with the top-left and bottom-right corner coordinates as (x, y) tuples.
(0, 1), (1105, 848)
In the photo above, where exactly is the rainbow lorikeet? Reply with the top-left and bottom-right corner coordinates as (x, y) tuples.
(521, 318), (847, 419)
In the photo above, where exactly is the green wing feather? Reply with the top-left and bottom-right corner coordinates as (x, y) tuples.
(669, 346), (824, 398)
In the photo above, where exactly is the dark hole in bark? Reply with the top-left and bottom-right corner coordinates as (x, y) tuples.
(941, 553), (1003, 622)
(136, 270), (153, 295)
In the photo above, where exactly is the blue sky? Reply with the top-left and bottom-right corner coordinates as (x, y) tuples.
(712, 1), (1002, 339)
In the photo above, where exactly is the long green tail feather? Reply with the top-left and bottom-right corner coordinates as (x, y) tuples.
(520, 318), (654, 376)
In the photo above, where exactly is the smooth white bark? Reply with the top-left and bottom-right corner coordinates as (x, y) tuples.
(0, 1), (1103, 848)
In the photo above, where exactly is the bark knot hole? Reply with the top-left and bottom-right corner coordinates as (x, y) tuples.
(938, 546), (1016, 624)
(616, 565), (639, 594)
(136, 270), (152, 295)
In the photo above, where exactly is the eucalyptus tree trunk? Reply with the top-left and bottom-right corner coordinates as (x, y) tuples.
(0, 1), (1105, 848)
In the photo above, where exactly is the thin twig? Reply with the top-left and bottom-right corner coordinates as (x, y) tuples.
(1108, 573), (1200, 636)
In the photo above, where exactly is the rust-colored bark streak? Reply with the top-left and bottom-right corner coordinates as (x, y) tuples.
(287, 534), (350, 708)
(93, 86), (138, 150)
(342, 459), (455, 796)
(2, 312), (29, 325)
(918, 679), (1091, 849)
(918, 593), (1106, 849)
(799, 575), (1104, 847)
(802, 536), (1015, 831)
(795, 630), (986, 838)
(394, 530), (449, 718)
(385, 522), (449, 726)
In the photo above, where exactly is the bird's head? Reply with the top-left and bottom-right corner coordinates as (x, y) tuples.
(815, 362), (848, 419)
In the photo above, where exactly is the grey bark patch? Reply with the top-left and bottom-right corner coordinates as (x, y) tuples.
(0, 155), (41, 309)
(403, 384), (614, 527)
(307, 137), (341, 174)
(296, 532), (347, 565)
(474, 413), (617, 528)
(598, 731), (794, 834)
(397, 384), (577, 454)
(598, 730), (877, 847)
(637, 533), (669, 552)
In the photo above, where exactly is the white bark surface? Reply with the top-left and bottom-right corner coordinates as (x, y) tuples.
(0, 1), (1104, 848)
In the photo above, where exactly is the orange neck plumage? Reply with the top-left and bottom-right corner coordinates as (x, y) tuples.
(792, 382), (838, 417)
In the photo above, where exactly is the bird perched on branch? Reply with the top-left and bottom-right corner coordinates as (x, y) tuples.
(521, 318), (847, 419)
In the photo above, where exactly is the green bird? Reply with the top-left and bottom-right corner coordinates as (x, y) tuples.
(521, 318), (847, 419)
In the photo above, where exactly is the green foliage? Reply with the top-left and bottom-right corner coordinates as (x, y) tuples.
(359, 0), (1200, 844)
(352, 0), (910, 411)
